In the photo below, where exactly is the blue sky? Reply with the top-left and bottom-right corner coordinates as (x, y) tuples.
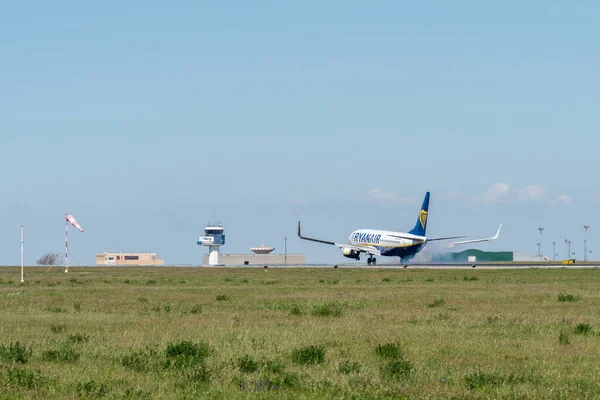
(1, 1), (598, 265)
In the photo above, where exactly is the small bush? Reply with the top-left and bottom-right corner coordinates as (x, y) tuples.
(339, 361), (361, 374)
(375, 343), (403, 359)
(559, 331), (571, 345)
(486, 316), (500, 323)
(292, 345), (325, 365)
(381, 359), (413, 380)
(428, 299), (445, 308)
(0, 341), (32, 363)
(241, 279), (249, 284)
(138, 297), (148, 303)
(311, 302), (343, 317)
(238, 355), (259, 373)
(263, 280), (278, 285)
(289, 304), (303, 316)
(6, 367), (48, 390)
(463, 371), (503, 389)
(124, 279), (131, 284)
(164, 341), (211, 369)
(382, 277), (392, 282)
(50, 324), (67, 334)
(265, 360), (284, 374)
(574, 323), (593, 335)
(77, 380), (110, 398)
(146, 279), (157, 285)
(68, 333), (91, 344)
(182, 304), (203, 315)
(121, 347), (158, 372)
(42, 346), (80, 363)
(558, 293), (580, 302)
(464, 276), (479, 281)
(425, 278), (434, 282)
(74, 302), (82, 312)
(216, 294), (229, 301)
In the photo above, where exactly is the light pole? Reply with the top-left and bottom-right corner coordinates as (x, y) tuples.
(536, 242), (541, 258)
(284, 236), (288, 265)
(583, 225), (591, 262)
(537, 227), (545, 259)
(552, 241), (556, 262)
(563, 238), (570, 260)
(20, 226), (24, 283)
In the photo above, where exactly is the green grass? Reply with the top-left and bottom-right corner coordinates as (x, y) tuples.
(1, 266), (600, 398)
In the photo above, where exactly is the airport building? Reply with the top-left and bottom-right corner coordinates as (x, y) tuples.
(198, 224), (306, 266)
(437, 249), (544, 263)
(96, 252), (164, 266)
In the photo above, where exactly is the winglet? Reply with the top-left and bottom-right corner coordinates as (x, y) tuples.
(297, 221), (301, 238)
(492, 223), (502, 240)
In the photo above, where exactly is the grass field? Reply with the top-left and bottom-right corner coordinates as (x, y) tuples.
(1, 266), (599, 399)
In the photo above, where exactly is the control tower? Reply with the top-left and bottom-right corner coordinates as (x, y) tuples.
(197, 224), (225, 265)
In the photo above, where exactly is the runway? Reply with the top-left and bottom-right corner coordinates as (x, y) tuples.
(199, 262), (600, 269)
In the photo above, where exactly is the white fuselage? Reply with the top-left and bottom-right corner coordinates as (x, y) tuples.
(349, 229), (425, 251)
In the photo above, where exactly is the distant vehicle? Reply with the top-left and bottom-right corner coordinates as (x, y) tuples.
(298, 192), (502, 265)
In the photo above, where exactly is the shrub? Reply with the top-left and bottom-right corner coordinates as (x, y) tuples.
(224, 277), (234, 282)
(486, 316), (500, 323)
(382, 277), (392, 282)
(463, 371), (503, 389)
(42, 346), (80, 363)
(138, 297), (148, 303)
(6, 367), (48, 390)
(428, 299), (445, 308)
(381, 359), (413, 380)
(292, 345), (325, 365)
(121, 347), (158, 372)
(311, 302), (343, 317)
(74, 302), (82, 312)
(216, 294), (229, 301)
(464, 276), (479, 281)
(289, 304), (303, 316)
(425, 278), (434, 282)
(559, 331), (571, 345)
(77, 380), (110, 397)
(0, 341), (32, 363)
(124, 279), (131, 284)
(241, 279), (249, 284)
(68, 333), (91, 344)
(558, 293), (580, 302)
(574, 323), (593, 335)
(339, 361), (361, 374)
(238, 355), (259, 373)
(164, 341), (211, 369)
(50, 324), (67, 333)
(146, 279), (157, 285)
(375, 343), (403, 359)
(182, 304), (203, 315)
(263, 280), (278, 285)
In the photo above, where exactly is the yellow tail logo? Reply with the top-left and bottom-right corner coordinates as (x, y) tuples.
(419, 210), (428, 229)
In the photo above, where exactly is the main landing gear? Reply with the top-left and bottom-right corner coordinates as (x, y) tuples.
(367, 256), (377, 266)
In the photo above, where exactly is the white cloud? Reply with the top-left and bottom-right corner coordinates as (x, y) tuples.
(483, 182), (510, 203)
(556, 194), (572, 205)
(518, 185), (551, 203)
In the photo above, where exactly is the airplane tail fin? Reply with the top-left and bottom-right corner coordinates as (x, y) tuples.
(409, 192), (430, 237)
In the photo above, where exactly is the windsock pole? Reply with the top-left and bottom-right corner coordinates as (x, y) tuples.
(65, 214), (69, 273)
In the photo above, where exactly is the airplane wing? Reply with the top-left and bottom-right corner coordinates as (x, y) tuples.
(297, 221), (381, 256)
(450, 224), (502, 247)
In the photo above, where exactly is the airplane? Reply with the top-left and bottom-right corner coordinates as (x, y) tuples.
(297, 192), (502, 265)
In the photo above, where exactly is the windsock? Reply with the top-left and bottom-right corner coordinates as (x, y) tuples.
(66, 214), (84, 232)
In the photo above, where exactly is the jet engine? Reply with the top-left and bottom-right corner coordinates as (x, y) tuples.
(342, 248), (360, 260)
